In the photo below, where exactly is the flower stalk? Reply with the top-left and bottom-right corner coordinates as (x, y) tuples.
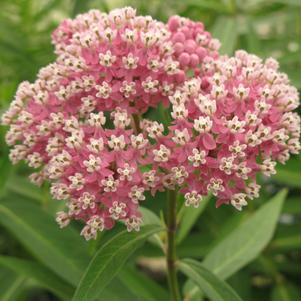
(166, 189), (181, 301)
(132, 113), (141, 134)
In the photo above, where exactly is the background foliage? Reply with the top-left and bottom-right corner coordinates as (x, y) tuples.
(0, 0), (300, 300)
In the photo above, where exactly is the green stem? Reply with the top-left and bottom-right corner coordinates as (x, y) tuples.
(166, 190), (181, 301)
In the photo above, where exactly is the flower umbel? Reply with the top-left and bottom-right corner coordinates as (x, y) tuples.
(1, 7), (300, 241)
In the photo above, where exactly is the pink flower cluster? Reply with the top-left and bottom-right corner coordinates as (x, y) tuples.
(2, 7), (300, 240)
(150, 51), (300, 212)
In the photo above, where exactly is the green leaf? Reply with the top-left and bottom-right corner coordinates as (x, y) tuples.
(185, 189), (286, 300)
(99, 277), (149, 301)
(179, 259), (243, 301)
(271, 282), (301, 301)
(140, 207), (162, 225)
(203, 189), (286, 279)
(4, 175), (45, 203)
(0, 268), (25, 301)
(211, 16), (238, 55)
(245, 19), (261, 55)
(72, 225), (163, 301)
(0, 157), (11, 195)
(33, 0), (62, 21)
(183, 279), (204, 301)
(0, 256), (74, 301)
(227, 270), (252, 301)
(178, 232), (212, 258)
(119, 266), (169, 301)
(0, 199), (90, 286)
(140, 206), (164, 249)
(177, 195), (211, 244)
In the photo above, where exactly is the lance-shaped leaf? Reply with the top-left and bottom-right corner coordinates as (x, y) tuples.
(177, 194), (211, 244)
(0, 256), (74, 301)
(0, 199), (90, 286)
(185, 189), (286, 300)
(140, 206), (164, 249)
(203, 189), (286, 279)
(0, 268), (26, 301)
(211, 16), (238, 55)
(119, 266), (169, 301)
(179, 259), (243, 301)
(72, 225), (163, 301)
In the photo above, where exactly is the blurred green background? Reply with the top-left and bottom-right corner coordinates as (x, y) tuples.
(0, 0), (300, 300)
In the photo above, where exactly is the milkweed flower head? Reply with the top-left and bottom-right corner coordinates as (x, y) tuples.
(153, 51), (300, 211)
(1, 7), (300, 240)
